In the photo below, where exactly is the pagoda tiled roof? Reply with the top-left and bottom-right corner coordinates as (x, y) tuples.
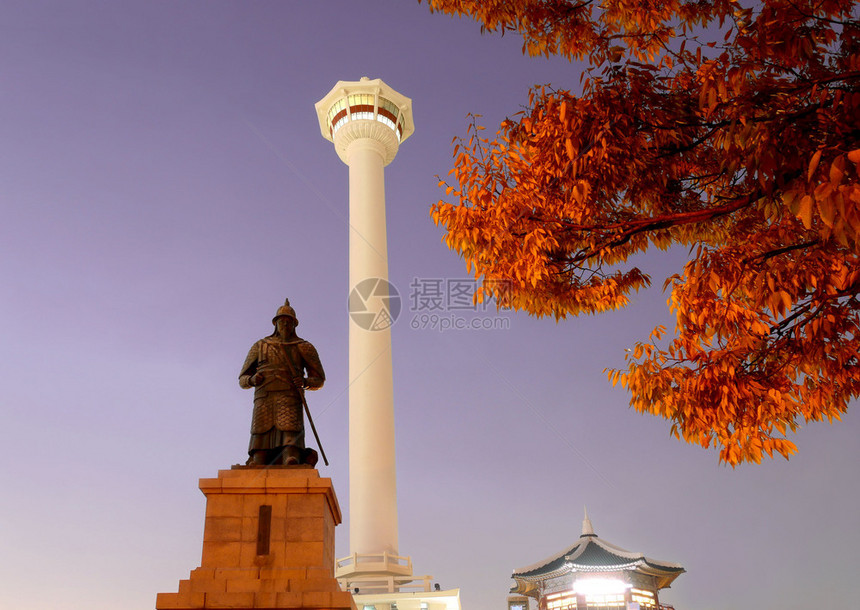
(513, 536), (678, 578)
(511, 513), (684, 591)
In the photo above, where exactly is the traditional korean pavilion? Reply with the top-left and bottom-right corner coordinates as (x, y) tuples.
(510, 510), (685, 610)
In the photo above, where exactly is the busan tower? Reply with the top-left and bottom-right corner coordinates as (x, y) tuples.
(316, 78), (460, 610)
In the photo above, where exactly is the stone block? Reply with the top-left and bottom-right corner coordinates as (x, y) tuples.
(252, 552), (275, 568)
(239, 494), (270, 517)
(258, 577), (291, 592)
(287, 494), (324, 518)
(225, 578), (262, 593)
(271, 493), (288, 515)
(198, 477), (222, 492)
(189, 576), (226, 593)
(322, 544), (334, 570)
(214, 567), (259, 580)
(283, 541), (324, 568)
(241, 517), (259, 542)
(254, 592), (279, 607)
(156, 590), (205, 609)
(330, 590), (356, 609)
(305, 567), (332, 580)
(239, 538), (267, 567)
(221, 470), (267, 492)
(269, 514), (286, 542)
(205, 494), (244, 518)
(276, 591), (304, 607)
(266, 476), (310, 491)
(289, 577), (341, 593)
(203, 591), (255, 608)
(190, 568), (217, 580)
(260, 567), (307, 581)
(307, 476), (332, 488)
(301, 590), (332, 608)
(285, 517), (325, 542)
(204, 517), (244, 542)
(218, 468), (269, 482)
(201, 541), (242, 568)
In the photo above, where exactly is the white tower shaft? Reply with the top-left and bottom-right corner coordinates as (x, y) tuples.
(317, 77), (461, 610)
(347, 137), (398, 557)
(315, 78), (415, 575)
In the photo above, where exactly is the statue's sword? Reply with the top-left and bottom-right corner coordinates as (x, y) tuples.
(278, 358), (329, 467)
(298, 387), (329, 466)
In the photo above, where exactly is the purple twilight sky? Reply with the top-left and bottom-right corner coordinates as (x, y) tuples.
(1, 2), (858, 610)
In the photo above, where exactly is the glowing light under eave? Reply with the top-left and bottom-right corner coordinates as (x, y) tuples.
(572, 578), (631, 596)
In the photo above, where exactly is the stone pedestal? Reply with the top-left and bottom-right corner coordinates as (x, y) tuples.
(156, 467), (357, 610)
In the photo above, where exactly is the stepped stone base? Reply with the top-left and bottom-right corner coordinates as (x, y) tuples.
(156, 467), (357, 610)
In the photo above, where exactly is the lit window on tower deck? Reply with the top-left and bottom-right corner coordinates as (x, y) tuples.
(350, 103), (375, 122)
(327, 98), (348, 136)
(348, 93), (374, 107)
(377, 97), (403, 141)
(347, 93), (375, 122)
(327, 93), (403, 142)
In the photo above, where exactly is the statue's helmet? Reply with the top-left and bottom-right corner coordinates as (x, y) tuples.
(272, 298), (299, 326)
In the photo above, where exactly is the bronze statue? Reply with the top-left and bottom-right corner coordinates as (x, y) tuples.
(239, 299), (325, 466)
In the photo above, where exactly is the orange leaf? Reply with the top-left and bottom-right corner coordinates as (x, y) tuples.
(798, 195), (814, 228)
(808, 149), (822, 181)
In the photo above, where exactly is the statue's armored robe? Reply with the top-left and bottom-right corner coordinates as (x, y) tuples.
(238, 336), (325, 457)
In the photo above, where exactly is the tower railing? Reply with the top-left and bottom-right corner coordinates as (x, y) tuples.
(335, 551), (413, 577)
(338, 574), (437, 595)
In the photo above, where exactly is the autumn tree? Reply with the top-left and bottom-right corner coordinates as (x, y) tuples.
(422, 0), (860, 464)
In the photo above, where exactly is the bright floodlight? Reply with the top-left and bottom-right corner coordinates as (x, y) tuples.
(573, 578), (630, 596)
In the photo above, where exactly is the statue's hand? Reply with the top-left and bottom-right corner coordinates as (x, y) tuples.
(251, 372), (265, 386)
(294, 376), (306, 389)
